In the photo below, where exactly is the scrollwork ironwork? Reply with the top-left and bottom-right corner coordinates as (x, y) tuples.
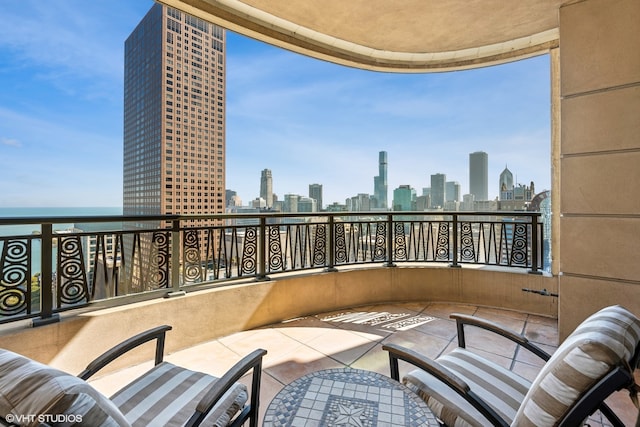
(460, 222), (476, 262)
(394, 222), (407, 261)
(268, 225), (284, 272)
(334, 223), (347, 264)
(57, 236), (89, 306)
(146, 231), (169, 289)
(0, 239), (31, 316)
(373, 222), (386, 261)
(312, 224), (326, 266)
(241, 227), (257, 275)
(183, 229), (203, 283)
(435, 222), (450, 261)
(510, 223), (529, 266)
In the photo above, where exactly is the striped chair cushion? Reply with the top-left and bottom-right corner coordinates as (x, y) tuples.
(110, 361), (248, 427)
(0, 349), (130, 426)
(404, 347), (531, 427)
(513, 305), (640, 426)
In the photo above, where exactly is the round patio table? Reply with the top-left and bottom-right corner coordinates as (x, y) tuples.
(262, 368), (439, 427)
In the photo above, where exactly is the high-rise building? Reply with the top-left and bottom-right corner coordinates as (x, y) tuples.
(392, 185), (415, 211)
(309, 183), (323, 211)
(298, 197), (317, 213)
(373, 151), (388, 209)
(430, 173), (446, 208)
(284, 194), (300, 213)
(348, 194), (371, 211)
(499, 166), (514, 200)
(445, 181), (461, 202)
(415, 195), (430, 211)
(469, 151), (489, 201)
(123, 4), (225, 291)
(124, 4), (226, 217)
(260, 169), (273, 208)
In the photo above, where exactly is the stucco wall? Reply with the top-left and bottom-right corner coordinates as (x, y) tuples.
(0, 266), (556, 374)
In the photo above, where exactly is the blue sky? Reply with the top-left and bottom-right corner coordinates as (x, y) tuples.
(0, 0), (551, 208)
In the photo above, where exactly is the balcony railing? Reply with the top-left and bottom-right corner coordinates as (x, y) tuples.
(0, 211), (543, 326)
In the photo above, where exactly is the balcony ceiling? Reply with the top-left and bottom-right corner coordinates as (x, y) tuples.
(158, 0), (561, 72)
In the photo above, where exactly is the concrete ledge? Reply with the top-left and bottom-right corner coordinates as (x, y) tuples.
(0, 265), (557, 374)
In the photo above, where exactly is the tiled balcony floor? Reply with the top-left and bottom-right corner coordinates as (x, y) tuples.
(89, 302), (638, 426)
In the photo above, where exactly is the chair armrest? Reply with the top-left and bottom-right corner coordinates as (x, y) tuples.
(383, 343), (509, 427)
(451, 313), (551, 361)
(383, 343), (469, 394)
(78, 325), (172, 380)
(186, 348), (267, 427)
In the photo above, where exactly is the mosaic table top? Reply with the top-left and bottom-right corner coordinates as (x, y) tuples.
(263, 368), (439, 427)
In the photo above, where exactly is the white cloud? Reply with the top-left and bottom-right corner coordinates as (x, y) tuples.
(1, 137), (21, 147)
(0, 0), (152, 101)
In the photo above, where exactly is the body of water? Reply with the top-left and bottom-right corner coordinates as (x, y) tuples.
(0, 207), (123, 275)
(0, 207), (122, 236)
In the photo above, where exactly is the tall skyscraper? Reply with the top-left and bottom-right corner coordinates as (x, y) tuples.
(122, 4), (225, 291)
(260, 169), (273, 208)
(309, 183), (323, 211)
(469, 151), (489, 201)
(430, 173), (446, 208)
(374, 151), (388, 209)
(124, 4), (226, 217)
(499, 166), (514, 200)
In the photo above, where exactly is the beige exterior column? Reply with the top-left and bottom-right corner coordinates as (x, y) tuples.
(558, 0), (640, 338)
(550, 47), (561, 278)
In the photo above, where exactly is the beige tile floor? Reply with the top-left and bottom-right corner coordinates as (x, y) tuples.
(89, 302), (638, 426)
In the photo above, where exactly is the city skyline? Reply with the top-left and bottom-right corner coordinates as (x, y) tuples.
(240, 148), (537, 208)
(0, 0), (551, 208)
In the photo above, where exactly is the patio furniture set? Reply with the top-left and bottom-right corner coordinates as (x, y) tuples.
(0, 305), (638, 426)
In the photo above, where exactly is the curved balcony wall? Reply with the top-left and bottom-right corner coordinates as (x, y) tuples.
(0, 264), (556, 375)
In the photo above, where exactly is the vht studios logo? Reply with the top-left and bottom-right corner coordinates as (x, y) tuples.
(5, 414), (83, 424)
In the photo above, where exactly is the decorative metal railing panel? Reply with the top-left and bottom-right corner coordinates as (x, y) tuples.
(0, 238), (33, 316)
(57, 236), (90, 307)
(0, 211), (543, 325)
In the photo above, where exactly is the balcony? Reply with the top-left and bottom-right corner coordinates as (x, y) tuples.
(0, 211), (637, 424)
(0, 211), (549, 325)
(78, 302), (638, 426)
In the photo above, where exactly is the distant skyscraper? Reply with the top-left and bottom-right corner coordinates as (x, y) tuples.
(123, 4), (226, 217)
(374, 151), (388, 209)
(298, 197), (317, 213)
(469, 151), (489, 201)
(284, 194), (300, 212)
(392, 185), (415, 211)
(430, 173), (446, 208)
(499, 166), (514, 200)
(415, 195), (430, 211)
(348, 194), (371, 211)
(226, 190), (242, 207)
(309, 183), (323, 211)
(260, 169), (273, 208)
(445, 181), (461, 202)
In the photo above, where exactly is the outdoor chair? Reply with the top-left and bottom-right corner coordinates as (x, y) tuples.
(383, 305), (640, 427)
(0, 325), (267, 427)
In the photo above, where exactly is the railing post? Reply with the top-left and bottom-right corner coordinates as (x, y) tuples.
(166, 219), (186, 297)
(385, 213), (396, 267)
(450, 213), (461, 268)
(529, 213), (542, 275)
(325, 215), (338, 272)
(32, 223), (59, 326)
(256, 216), (269, 280)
